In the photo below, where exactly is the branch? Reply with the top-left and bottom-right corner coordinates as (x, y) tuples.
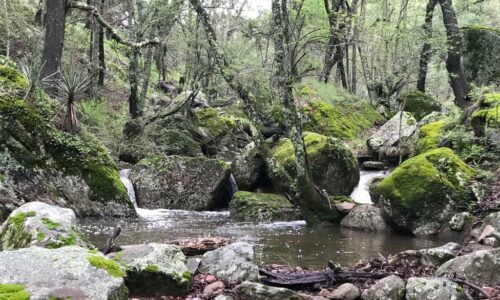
(69, 1), (159, 49)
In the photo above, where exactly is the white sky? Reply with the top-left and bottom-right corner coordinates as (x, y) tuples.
(243, 0), (271, 18)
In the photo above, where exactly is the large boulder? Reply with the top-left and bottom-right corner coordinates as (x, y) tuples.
(362, 275), (405, 300)
(232, 142), (265, 191)
(235, 281), (319, 300)
(414, 120), (446, 154)
(405, 277), (465, 300)
(132, 155), (234, 210)
(340, 205), (389, 232)
(0, 246), (128, 299)
(0, 202), (92, 250)
(108, 243), (190, 296)
(198, 242), (258, 282)
(0, 80), (134, 220)
(388, 242), (461, 268)
(367, 111), (417, 160)
(372, 148), (475, 235)
(396, 91), (441, 121)
(271, 132), (359, 196)
(435, 248), (500, 286)
(230, 191), (301, 222)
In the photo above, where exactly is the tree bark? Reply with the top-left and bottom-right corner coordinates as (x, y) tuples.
(41, 0), (68, 81)
(128, 48), (141, 118)
(438, 0), (469, 108)
(320, 0), (341, 83)
(139, 45), (154, 104)
(417, 0), (438, 93)
(98, 0), (105, 86)
(88, 0), (101, 99)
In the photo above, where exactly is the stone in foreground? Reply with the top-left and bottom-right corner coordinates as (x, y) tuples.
(0, 246), (127, 300)
(362, 275), (405, 300)
(330, 283), (360, 300)
(0, 202), (92, 251)
(405, 277), (465, 300)
(198, 242), (258, 282)
(389, 242), (460, 267)
(340, 205), (388, 232)
(229, 191), (301, 222)
(435, 248), (500, 286)
(108, 243), (190, 296)
(235, 281), (320, 300)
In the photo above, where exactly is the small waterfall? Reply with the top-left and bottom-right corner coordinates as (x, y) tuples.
(350, 170), (388, 204)
(228, 174), (238, 199)
(119, 169), (138, 208)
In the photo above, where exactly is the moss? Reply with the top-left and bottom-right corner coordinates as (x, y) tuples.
(145, 265), (160, 273)
(0, 284), (31, 300)
(375, 148), (474, 214)
(303, 100), (383, 140)
(195, 108), (237, 138)
(41, 218), (61, 230)
(36, 231), (46, 241)
(7, 211), (36, 228)
(397, 91), (441, 121)
(415, 120), (446, 154)
(82, 163), (129, 205)
(0, 65), (28, 97)
(88, 255), (125, 278)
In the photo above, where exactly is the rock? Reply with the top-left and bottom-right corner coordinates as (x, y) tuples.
(435, 248), (500, 286)
(341, 205), (388, 232)
(414, 120), (446, 154)
(396, 91), (441, 121)
(0, 96), (135, 219)
(361, 161), (385, 170)
(235, 281), (319, 300)
(187, 257), (202, 274)
(232, 142), (265, 190)
(367, 111), (417, 159)
(448, 212), (471, 231)
(203, 281), (225, 296)
(478, 225), (500, 245)
(319, 288), (334, 298)
(389, 243), (460, 267)
(132, 155), (233, 210)
(271, 132), (359, 197)
(229, 191), (301, 222)
(362, 275), (405, 300)
(0, 202), (92, 250)
(108, 243), (190, 296)
(205, 274), (217, 284)
(335, 202), (355, 214)
(330, 283), (360, 300)
(405, 277), (465, 300)
(371, 148), (475, 235)
(0, 246), (128, 299)
(198, 242), (258, 282)
(480, 211), (500, 235)
(215, 295), (235, 300)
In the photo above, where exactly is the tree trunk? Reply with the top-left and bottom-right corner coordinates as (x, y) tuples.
(3, 0), (10, 58)
(98, 0), (106, 86)
(88, 0), (101, 99)
(65, 95), (78, 132)
(139, 45), (154, 104)
(128, 48), (141, 118)
(320, 0), (341, 83)
(41, 0), (68, 81)
(417, 0), (438, 93)
(438, 0), (469, 108)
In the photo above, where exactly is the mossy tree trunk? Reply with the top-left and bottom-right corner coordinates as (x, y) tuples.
(417, 0), (438, 93)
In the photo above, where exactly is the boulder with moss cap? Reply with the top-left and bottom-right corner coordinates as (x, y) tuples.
(230, 191), (301, 222)
(108, 243), (191, 296)
(0, 201), (93, 250)
(396, 91), (441, 121)
(0, 246), (128, 299)
(372, 148), (475, 235)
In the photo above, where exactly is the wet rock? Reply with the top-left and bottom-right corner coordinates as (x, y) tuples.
(340, 205), (388, 232)
(361, 161), (385, 170)
(203, 281), (225, 296)
(235, 281), (320, 300)
(362, 275), (405, 300)
(132, 155), (233, 210)
(0, 202), (92, 251)
(435, 248), (500, 286)
(389, 242), (460, 267)
(199, 242), (258, 282)
(108, 243), (190, 296)
(405, 277), (465, 300)
(448, 212), (471, 231)
(335, 202), (355, 214)
(0, 246), (127, 299)
(367, 111), (417, 160)
(232, 142), (265, 190)
(229, 191), (301, 222)
(371, 148), (475, 235)
(330, 283), (360, 300)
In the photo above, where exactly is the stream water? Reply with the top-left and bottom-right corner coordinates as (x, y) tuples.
(78, 169), (462, 268)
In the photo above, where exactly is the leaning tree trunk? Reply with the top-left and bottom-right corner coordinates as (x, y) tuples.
(439, 0), (469, 109)
(41, 0), (68, 81)
(417, 0), (438, 93)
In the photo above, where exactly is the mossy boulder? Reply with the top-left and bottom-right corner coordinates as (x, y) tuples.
(108, 243), (190, 296)
(232, 142), (266, 191)
(0, 202), (93, 251)
(131, 155), (234, 210)
(0, 68), (134, 219)
(0, 246), (128, 299)
(397, 91), (441, 121)
(229, 191), (301, 222)
(372, 148), (475, 235)
(271, 132), (359, 196)
(0, 63), (28, 99)
(302, 100), (384, 140)
(415, 120), (446, 154)
(470, 93), (500, 136)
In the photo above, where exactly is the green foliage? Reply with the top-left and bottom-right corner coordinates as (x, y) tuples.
(0, 64), (28, 98)
(463, 25), (500, 85)
(0, 284), (30, 300)
(41, 218), (61, 230)
(443, 125), (498, 165)
(415, 120), (446, 154)
(471, 93), (500, 128)
(87, 255), (125, 278)
(397, 91), (441, 121)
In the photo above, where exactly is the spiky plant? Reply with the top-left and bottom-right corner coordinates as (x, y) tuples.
(18, 58), (45, 101)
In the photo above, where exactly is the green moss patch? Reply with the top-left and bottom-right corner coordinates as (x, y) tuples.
(88, 255), (125, 278)
(8, 211), (36, 228)
(145, 265), (160, 273)
(230, 191), (300, 222)
(195, 108), (237, 138)
(397, 91), (441, 121)
(415, 120), (446, 154)
(0, 284), (30, 300)
(472, 93), (500, 128)
(41, 218), (61, 230)
(0, 65), (28, 98)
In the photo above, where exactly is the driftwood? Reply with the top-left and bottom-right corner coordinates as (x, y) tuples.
(102, 226), (121, 255)
(259, 268), (395, 288)
(172, 237), (231, 256)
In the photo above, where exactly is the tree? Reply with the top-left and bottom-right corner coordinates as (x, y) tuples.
(416, 0), (438, 93)
(41, 0), (68, 82)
